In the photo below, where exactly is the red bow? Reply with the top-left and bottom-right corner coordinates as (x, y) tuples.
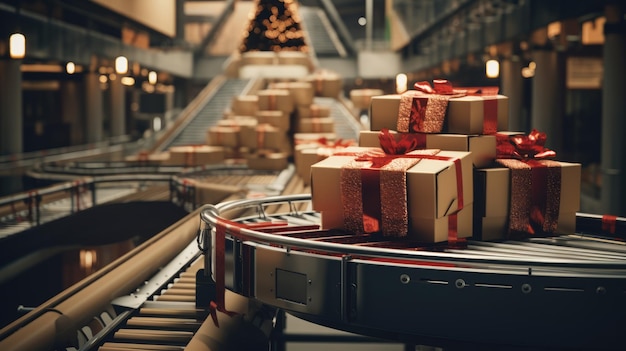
(378, 129), (419, 155)
(496, 129), (556, 160)
(414, 79), (465, 95)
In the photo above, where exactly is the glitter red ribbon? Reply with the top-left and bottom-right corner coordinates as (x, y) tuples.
(340, 149), (465, 240)
(496, 129), (557, 160)
(378, 128), (422, 155)
(496, 130), (561, 235)
(398, 80), (466, 134)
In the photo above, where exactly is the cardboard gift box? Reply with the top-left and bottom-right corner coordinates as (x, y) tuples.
(311, 149), (474, 242)
(473, 168), (511, 241)
(294, 132), (337, 144)
(297, 104), (331, 119)
(277, 51), (314, 71)
(475, 161), (581, 240)
(369, 94), (508, 135)
(270, 81), (314, 106)
(257, 89), (294, 114)
(303, 71), (343, 98)
(231, 95), (259, 116)
(295, 143), (358, 186)
(359, 130), (496, 168)
(206, 125), (240, 148)
(125, 151), (170, 165)
(297, 117), (335, 133)
(446, 95), (509, 134)
(256, 110), (290, 131)
(240, 123), (290, 151)
(241, 51), (277, 66)
(350, 88), (384, 110)
(246, 150), (289, 171)
(166, 145), (226, 166)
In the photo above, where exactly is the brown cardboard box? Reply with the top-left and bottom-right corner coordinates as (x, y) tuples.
(475, 161), (581, 239)
(246, 151), (289, 170)
(241, 51), (277, 66)
(297, 117), (335, 133)
(206, 126), (240, 148)
(231, 95), (259, 116)
(240, 124), (290, 151)
(350, 88), (384, 110)
(311, 150), (474, 242)
(447, 95), (509, 134)
(277, 51), (314, 71)
(303, 72), (343, 98)
(473, 168), (510, 240)
(257, 89), (294, 114)
(166, 145), (225, 166)
(270, 81), (314, 106)
(297, 104), (332, 119)
(359, 130), (496, 168)
(369, 94), (508, 135)
(369, 94), (402, 131)
(294, 132), (337, 144)
(256, 110), (290, 131)
(295, 145), (357, 186)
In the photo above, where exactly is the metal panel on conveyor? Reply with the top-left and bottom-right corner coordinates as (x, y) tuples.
(313, 97), (361, 141)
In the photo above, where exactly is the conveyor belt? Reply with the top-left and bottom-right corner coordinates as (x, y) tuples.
(201, 194), (626, 350)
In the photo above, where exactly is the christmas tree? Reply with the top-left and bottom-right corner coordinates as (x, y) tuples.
(240, 0), (308, 52)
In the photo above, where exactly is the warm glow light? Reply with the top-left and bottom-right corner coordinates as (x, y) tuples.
(115, 56), (128, 74)
(148, 71), (157, 85)
(66, 62), (76, 74)
(395, 73), (408, 94)
(121, 76), (135, 86)
(486, 59), (500, 78)
(528, 61), (536, 70)
(358, 17), (367, 26)
(521, 66), (535, 78)
(153, 116), (162, 132)
(99, 75), (108, 84)
(9, 33), (26, 59)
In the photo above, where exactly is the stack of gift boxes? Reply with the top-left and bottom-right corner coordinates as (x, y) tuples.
(204, 72), (348, 173)
(310, 80), (581, 243)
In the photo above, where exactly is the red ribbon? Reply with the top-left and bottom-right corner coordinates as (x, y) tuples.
(602, 214), (617, 234)
(496, 129), (556, 160)
(343, 149), (465, 240)
(378, 128), (424, 155)
(414, 80), (463, 95)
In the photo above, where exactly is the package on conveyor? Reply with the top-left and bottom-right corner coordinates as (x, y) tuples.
(311, 146), (474, 243)
(350, 88), (384, 110)
(255, 110), (291, 131)
(206, 125), (241, 148)
(257, 89), (295, 115)
(246, 150), (289, 171)
(269, 81), (314, 106)
(359, 129), (496, 168)
(296, 104), (331, 119)
(276, 51), (314, 72)
(239, 123), (292, 155)
(302, 70), (343, 98)
(296, 117), (335, 133)
(240, 51), (277, 66)
(230, 95), (259, 116)
(165, 145), (226, 166)
(473, 130), (581, 240)
(294, 139), (357, 186)
(369, 80), (508, 135)
(125, 151), (170, 165)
